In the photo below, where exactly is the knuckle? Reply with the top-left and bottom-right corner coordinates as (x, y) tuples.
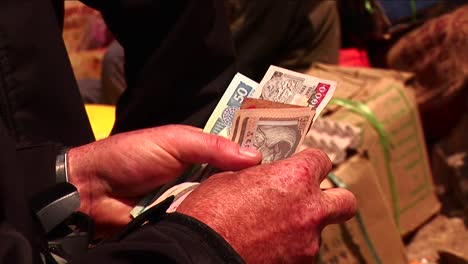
(305, 149), (332, 169)
(275, 158), (314, 184)
(211, 135), (231, 150)
(306, 150), (332, 178)
(291, 158), (312, 173)
(289, 149), (332, 181)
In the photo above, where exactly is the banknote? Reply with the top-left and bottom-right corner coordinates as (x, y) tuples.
(240, 98), (302, 110)
(230, 107), (315, 164)
(132, 67), (338, 217)
(142, 182), (199, 214)
(253, 65), (336, 121)
(203, 73), (259, 138)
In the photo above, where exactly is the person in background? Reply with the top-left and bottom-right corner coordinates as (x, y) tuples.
(101, 40), (125, 105)
(226, 0), (341, 81)
(100, 0), (341, 106)
(0, 0), (356, 263)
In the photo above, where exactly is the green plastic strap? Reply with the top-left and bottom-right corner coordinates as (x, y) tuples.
(328, 173), (382, 264)
(329, 98), (400, 230)
(410, 0), (417, 23)
(365, 0), (375, 14)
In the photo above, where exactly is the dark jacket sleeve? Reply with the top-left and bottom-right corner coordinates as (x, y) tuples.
(0, 0), (95, 261)
(0, 0), (94, 147)
(0, 121), (59, 264)
(81, 0), (237, 133)
(72, 213), (244, 264)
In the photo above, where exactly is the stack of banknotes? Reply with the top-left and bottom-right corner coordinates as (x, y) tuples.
(205, 65), (336, 161)
(131, 65), (339, 217)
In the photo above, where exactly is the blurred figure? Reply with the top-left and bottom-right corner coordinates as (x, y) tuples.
(387, 3), (468, 142)
(100, 0), (341, 104)
(101, 40), (125, 105)
(227, 0), (341, 81)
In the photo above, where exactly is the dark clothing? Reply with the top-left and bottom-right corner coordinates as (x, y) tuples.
(72, 213), (243, 264)
(228, 0), (340, 81)
(99, 0), (341, 102)
(101, 40), (126, 105)
(0, 0), (240, 263)
(93, 0), (237, 134)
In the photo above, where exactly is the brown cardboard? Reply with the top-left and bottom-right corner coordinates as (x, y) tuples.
(307, 64), (440, 235)
(319, 156), (407, 264)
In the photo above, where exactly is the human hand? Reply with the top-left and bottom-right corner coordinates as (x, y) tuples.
(177, 149), (357, 263)
(67, 125), (262, 235)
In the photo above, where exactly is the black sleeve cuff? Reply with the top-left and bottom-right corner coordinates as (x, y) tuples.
(72, 212), (244, 264)
(156, 213), (244, 263)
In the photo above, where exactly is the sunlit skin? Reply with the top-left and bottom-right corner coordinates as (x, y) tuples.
(178, 149), (357, 263)
(67, 124), (356, 263)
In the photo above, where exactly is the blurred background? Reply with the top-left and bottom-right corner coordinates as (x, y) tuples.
(64, 1), (468, 263)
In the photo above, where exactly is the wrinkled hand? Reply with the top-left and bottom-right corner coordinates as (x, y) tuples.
(177, 149), (357, 263)
(67, 125), (262, 234)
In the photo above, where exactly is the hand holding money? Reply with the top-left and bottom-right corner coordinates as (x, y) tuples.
(132, 66), (336, 214)
(227, 66), (336, 164)
(177, 149), (357, 263)
(204, 66), (337, 138)
(134, 65), (339, 215)
(67, 125), (261, 236)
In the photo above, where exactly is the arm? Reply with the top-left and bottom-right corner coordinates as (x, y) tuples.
(177, 149), (357, 263)
(70, 148), (356, 263)
(71, 213), (244, 264)
(67, 125), (261, 236)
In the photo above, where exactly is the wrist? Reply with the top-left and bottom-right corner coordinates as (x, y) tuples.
(67, 145), (97, 216)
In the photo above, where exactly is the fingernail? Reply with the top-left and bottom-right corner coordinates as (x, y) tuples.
(239, 147), (260, 158)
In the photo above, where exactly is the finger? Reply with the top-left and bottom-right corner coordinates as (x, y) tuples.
(289, 149), (332, 184)
(176, 125), (203, 132)
(319, 188), (357, 226)
(159, 125), (262, 170)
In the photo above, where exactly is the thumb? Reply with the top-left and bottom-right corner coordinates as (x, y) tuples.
(158, 125), (262, 170)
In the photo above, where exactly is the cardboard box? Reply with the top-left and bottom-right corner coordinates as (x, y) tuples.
(307, 64), (440, 235)
(319, 156), (407, 264)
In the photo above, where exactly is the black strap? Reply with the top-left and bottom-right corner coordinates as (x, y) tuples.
(114, 196), (174, 241)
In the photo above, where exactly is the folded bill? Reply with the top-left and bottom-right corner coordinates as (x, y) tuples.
(230, 107), (315, 164)
(142, 182), (199, 215)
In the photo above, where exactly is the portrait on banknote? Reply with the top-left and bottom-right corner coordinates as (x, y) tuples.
(253, 121), (301, 163)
